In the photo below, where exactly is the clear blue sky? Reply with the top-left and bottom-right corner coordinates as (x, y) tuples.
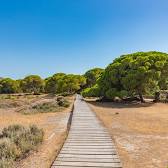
(0, 0), (168, 79)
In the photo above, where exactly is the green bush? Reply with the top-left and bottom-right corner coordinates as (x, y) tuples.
(0, 78), (20, 94)
(105, 89), (128, 100)
(105, 88), (118, 100)
(59, 92), (70, 97)
(82, 84), (101, 97)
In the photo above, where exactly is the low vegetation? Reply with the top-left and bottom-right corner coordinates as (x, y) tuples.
(0, 94), (74, 168)
(0, 125), (43, 168)
(0, 94), (42, 109)
(17, 96), (70, 114)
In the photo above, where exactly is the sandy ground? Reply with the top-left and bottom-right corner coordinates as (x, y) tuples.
(0, 95), (74, 168)
(88, 101), (168, 168)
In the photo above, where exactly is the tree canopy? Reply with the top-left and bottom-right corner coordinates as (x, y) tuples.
(0, 78), (20, 94)
(99, 51), (168, 102)
(82, 51), (168, 102)
(20, 75), (44, 94)
(45, 73), (86, 94)
(84, 68), (104, 88)
(81, 84), (101, 97)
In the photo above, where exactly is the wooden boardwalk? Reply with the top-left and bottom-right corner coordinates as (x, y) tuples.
(51, 95), (122, 168)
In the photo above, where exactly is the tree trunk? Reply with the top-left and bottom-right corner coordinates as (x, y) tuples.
(154, 92), (160, 102)
(138, 92), (145, 103)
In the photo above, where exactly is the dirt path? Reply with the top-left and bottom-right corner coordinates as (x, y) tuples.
(89, 101), (168, 168)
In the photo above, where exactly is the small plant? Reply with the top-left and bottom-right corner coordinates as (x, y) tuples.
(0, 159), (13, 168)
(0, 139), (20, 160)
(31, 102), (59, 113)
(57, 96), (70, 107)
(0, 96), (21, 109)
(57, 99), (70, 107)
(59, 92), (70, 97)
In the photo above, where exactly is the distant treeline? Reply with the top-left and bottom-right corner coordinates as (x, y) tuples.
(0, 68), (103, 95)
(1, 51), (168, 102)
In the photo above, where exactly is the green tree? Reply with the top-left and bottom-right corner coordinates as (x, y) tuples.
(82, 84), (101, 97)
(0, 78), (20, 93)
(84, 68), (104, 88)
(45, 73), (86, 94)
(61, 74), (86, 94)
(45, 73), (66, 93)
(21, 75), (44, 94)
(99, 51), (168, 102)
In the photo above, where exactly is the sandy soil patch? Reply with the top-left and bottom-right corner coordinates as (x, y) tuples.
(0, 95), (74, 168)
(88, 101), (168, 168)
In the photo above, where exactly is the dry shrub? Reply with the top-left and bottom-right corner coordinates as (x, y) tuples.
(18, 97), (70, 114)
(0, 125), (44, 167)
(57, 96), (70, 107)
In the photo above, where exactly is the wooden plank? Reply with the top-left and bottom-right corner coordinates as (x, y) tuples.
(53, 161), (122, 167)
(68, 135), (111, 138)
(63, 146), (116, 149)
(68, 133), (109, 136)
(69, 130), (108, 132)
(61, 148), (115, 152)
(65, 141), (113, 144)
(66, 139), (112, 141)
(58, 154), (119, 159)
(63, 145), (114, 147)
(67, 137), (111, 139)
(52, 166), (119, 168)
(60, 150), (117, 155)
(51, 95), (122, 168)
(56, 157), (120, 163)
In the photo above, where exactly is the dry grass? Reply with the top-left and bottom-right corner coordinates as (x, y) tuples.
(0, 94), (43, 109)
(0, 94), (75, 168)
(0, 125), (44, 168)
(17, 96), (70, 114)
(89, 101), (168, 168)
